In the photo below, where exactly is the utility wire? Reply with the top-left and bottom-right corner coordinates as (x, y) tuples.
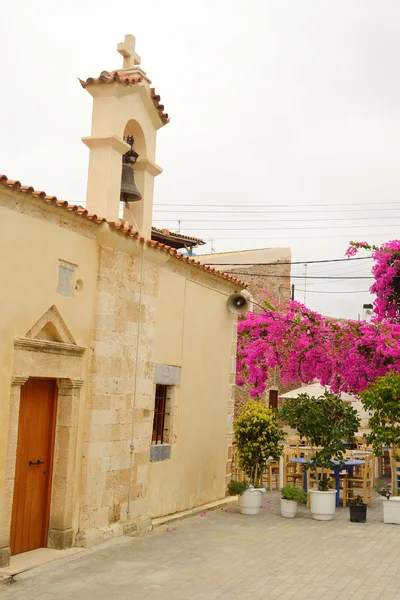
(201, 256), (372, 266)
(153, 216), (398, 222)
(228, 273), (381, 279)
(154, 208), (400, 213)
(154, 201), (400, 207)
(295, 288), (371, 294)
(291, 265), (373, 276)
(165, 224), (400, 230)
(300, 276), (372, 288)
(198, 233), (397, 240)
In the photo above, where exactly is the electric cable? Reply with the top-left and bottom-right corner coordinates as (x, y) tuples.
(202, 256), (373, 266)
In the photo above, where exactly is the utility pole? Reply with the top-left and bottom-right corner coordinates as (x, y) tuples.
(291, 284), (295, 301)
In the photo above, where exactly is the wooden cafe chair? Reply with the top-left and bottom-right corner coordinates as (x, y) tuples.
(283, 448), (304, 488)
(343, 453), (374, 507)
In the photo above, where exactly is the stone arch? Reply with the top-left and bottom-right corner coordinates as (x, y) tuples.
(124, 119), (147, 159)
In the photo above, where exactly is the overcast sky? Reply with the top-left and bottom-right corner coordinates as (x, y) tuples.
(2, 0), (400, 319)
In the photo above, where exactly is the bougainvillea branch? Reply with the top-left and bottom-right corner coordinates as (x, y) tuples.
(346, 240), (400, 323)
(237, 240), (400, 397)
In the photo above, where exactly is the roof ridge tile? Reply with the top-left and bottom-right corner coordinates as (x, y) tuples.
(79, 71), (169, 124)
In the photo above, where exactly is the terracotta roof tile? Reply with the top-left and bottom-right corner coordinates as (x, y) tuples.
(0, 174), (246, 288)
(151, 227), (205, 244)
(79, 71), (170, 125)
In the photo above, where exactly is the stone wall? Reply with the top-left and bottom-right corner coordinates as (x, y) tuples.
(78, 246), (158, 547)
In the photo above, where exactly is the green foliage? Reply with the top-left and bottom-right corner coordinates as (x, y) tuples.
(360, 372), (400, 454)
(279, 391), (360, 490)
(227, 480), (249, 496)
(360, 372), (400, 491)
(280, 485), (307, 503)
(234, 400), (284, 487)
(348, 495), (365, 506)
(318, 477), (333, 492)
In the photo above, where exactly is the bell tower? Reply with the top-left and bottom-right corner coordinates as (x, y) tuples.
(80, 34), (169, 238)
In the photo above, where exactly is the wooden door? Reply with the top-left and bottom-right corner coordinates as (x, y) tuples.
(10, 378), (57, 556)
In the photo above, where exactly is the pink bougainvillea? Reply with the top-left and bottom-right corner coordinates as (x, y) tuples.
(237, 240), (400, 397)
(347, 240), (400, 323)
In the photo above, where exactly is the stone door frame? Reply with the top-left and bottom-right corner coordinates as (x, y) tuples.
(0, 335), (85, 567)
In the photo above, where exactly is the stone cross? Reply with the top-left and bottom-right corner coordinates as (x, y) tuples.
(117, 34), (141, 69)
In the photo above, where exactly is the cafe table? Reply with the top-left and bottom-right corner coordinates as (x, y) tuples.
(290, 457), (365, 507)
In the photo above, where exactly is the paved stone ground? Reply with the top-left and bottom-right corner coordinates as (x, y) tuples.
(2, 490), (400, 600)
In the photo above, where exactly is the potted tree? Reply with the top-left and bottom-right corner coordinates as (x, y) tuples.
(360, 372), (400, 524)
(280, 391), (360, 521)
(233, 400), (284, 515)
(348, 495), (367, 523)
(280, 485), (307, 518)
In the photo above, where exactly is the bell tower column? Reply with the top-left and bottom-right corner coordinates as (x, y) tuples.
(80, 34), (169, 235)
(82, 133), (130, 222)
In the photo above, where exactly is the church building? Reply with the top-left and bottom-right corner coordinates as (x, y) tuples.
(0, 35), (246, 566)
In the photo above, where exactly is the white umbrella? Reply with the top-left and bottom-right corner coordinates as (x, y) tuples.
(279, 382), (358, 403)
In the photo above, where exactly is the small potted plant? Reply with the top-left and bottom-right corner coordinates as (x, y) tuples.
(376, 481), (392, 501)
(374, 480), (400, 524)
(233, 400), (284, 515)
(280, 391), (360, 521)
(348, 495), (367, 523)
(280, 485), (307, 518)
(227, 480), (264, 515)
(227, 480), (249, 497)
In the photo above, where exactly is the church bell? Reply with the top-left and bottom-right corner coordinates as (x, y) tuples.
(120, 135), (142, 202)
(120, 163), (142, 202)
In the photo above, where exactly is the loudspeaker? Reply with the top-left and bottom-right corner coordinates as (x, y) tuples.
(227, 292), (250, 315)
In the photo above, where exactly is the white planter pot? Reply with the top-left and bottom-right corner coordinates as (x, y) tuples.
(309, 489), (337, 521)
(239, 488), (264, 515)
(383, 497), (400, 524)
(281, 499), (297, 518)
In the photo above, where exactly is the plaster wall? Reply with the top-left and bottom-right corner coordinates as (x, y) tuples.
(0, 192), (98, 561)
(148, 272), (237, 517)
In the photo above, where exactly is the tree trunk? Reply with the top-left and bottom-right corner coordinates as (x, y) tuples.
(391, 446), (398, 495)
(320, 466), (325, 490)
(253, 463), (259, 488)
